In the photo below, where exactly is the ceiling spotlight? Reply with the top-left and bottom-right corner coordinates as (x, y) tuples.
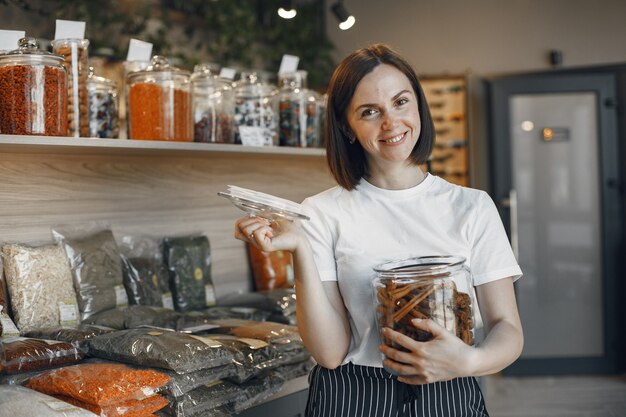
(331, 1), (355, 30)
(278, 0), (297, 19)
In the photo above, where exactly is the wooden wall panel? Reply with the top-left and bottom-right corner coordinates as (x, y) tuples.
(0, 148), (335, 297)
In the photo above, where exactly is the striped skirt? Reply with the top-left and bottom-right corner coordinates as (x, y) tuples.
(305, 362), (489, 417)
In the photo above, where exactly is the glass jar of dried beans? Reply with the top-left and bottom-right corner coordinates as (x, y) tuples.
(373, 256), (475, 370)
(51, 38), (90, 138)
(126, 55), (192, 141)
(0, 37), (68, 136)
(190, 64), (235, 144)
(87, 68), (119, 138)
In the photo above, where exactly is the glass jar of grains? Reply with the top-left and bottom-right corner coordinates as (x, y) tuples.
(0, 37), (67, 136)
(373, 255), (475, 368)
(126, 55), (192, 141)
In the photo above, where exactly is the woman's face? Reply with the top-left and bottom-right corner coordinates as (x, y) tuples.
(346, 64), (421, 167)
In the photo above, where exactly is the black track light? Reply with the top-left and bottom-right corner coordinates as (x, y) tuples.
(331, 1), (355, 30)
(278, 0), (297, 19)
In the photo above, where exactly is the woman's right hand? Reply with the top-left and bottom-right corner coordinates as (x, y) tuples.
(234, 216), (305, 253)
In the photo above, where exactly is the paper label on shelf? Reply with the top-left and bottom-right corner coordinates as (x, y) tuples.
(115, 284), (129, 307)
(58, 301), (79, 326)
(162, 292), (174, 310)
(127, 38), (153, 62)
(54, 19), (86, 40)
(278, 54), (299, 74)
(219, 67), (237, 80)
(239, 126), (269, 146)
(0, 30), (25, 52)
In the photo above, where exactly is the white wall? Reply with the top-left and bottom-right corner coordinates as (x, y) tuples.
(326, 0), (626, 77)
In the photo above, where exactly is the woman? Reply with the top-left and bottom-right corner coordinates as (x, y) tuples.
(235, 44), (523, 417)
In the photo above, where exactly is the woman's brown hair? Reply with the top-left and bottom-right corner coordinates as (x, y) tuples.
(325, 44), (435, 190)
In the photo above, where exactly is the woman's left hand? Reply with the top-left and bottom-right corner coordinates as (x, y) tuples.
(379, 318), (475, 385)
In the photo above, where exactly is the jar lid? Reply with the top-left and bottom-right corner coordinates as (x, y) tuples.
(0, 37), (65, 66)
(279, 70), (307, 89)
(87, 66), (116, 88)
(373, 255), (466, 278)
(127, 55), (190, 82)
(190, 63), (224, 88)
(218, 185), (310, 222)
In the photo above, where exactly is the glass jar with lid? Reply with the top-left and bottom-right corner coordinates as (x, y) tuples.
(373, 255), (475, 363)
(277, 70), (321, 147)
(0, 37), (67, 136)
(191, 63), (235, 144)
(126, 55), (192, 141)
(233, 71), (278, 146)
(87, 67), (119, 138)
(51, 38), (89, 137)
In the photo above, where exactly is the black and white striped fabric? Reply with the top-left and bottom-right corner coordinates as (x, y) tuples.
(305, 362), (489, 417)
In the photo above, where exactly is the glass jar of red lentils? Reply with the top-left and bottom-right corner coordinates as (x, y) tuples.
(126, 55), (192, 141)
(0, 37), (68, 136)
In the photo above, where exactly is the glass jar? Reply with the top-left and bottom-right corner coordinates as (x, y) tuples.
(87, 67), (119, 138)
(233, 71), (278, 146)
(126, 55), (192, 141)
(51, 38), (90, 137)
(373, 255), (475, 357)
(191, 63), (235, 144)
(0, 37), (67, 136)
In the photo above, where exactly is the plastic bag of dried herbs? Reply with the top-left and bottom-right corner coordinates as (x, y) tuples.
(2, 243), (80, 333)
(24, 324), (115, 353)
(231, 370), (286, 414)
(0, 385), (99, 417)
(82, 305), (182, 331)
(52, 225), (127, 321)
(164, 379), (245, 417)
(88, 328), (235, 374)
(26, 362), (170, 406)
(0, 336), (85, 375)
(119, 235), (173, 309)
(162, 235), (215, 312)
(166, 363), (236, 398)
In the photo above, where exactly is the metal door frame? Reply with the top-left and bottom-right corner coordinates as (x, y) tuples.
(488, 72), (622, 375)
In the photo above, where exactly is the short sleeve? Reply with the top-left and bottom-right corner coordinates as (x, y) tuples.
(300, 198), (338, 282)
(469, 192), (522, 285)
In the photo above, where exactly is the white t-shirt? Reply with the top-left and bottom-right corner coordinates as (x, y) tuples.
(300, 173), (522, 368)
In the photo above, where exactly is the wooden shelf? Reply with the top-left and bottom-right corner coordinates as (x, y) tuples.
(0, 134), (326, 158)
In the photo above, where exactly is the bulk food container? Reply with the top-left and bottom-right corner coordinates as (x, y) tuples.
(277, 70), (321, 147)
(87, 67), (119, 138)
(191, 63), (235, 143)
(51, 38), (90, 137)
(0, 37), (67, 136)
(126, 55), (192, 141)
(233, 71), (278, 146)
(373, 255), (475, 363)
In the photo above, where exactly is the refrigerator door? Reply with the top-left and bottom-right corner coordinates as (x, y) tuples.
(489, 73), (622, 375)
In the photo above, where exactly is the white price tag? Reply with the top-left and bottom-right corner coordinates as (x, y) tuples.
(219, 67), (237, 80)
(189, 335), (223, 348)
(205, 284), (216, 306)
(162, 292), (174, 310)
(115, 284), (129, 307)
(54, 19), (86, 40)
(239, 126), (269, 147)
(0, 30), (25, 52)
(58, 301), (79, 326)
(127, 38), (153, 62)
(278, 54), (300, 74)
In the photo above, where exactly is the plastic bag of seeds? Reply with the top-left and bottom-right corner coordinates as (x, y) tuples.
(52, 225), (126, 321)
(0, 336), (85, 375)
(26, 362), (170, 406)
(88, 328), (234, 374)
(0, 385), (99, 417)
(166, 364), (236, 398)
(231, 370), (286, 414)
(162, 235), (215, 312)
(82, 305), (182, 330)
(24, 324), (115, 353)
(119, 235), (173, 309)
(2, 242), (79, 332)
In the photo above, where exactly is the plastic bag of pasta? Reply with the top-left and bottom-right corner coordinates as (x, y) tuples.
(0, 385), (98, 417)
(162, 235), (215, 312)
(1, 242), (79, 332)
(119, 235), (173, 309)
(88, 328), (234, 374)
(52, 224), (127, 321)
